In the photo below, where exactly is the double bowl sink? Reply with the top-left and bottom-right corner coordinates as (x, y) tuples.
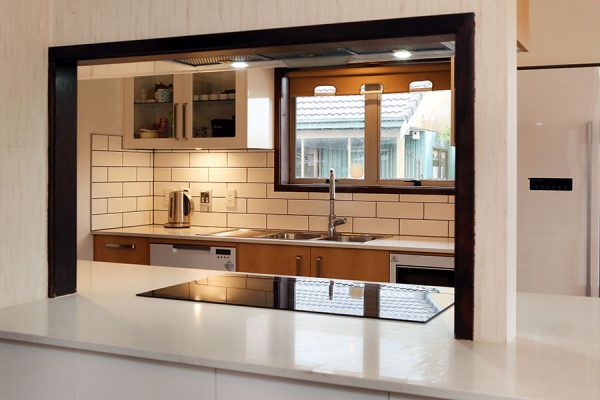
(209, 229), (386, 243)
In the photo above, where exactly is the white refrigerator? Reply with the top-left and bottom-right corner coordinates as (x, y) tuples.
(518, 67), (600, 296)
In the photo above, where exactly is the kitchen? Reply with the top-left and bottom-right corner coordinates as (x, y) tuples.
(1, 1), (600, 400)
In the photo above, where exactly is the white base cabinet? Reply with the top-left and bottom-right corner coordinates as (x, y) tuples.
(0, 339), (441, 400)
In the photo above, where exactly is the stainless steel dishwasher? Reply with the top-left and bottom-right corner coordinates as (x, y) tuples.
(149, 243), (236, 271)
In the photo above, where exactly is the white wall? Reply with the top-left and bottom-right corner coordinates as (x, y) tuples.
(77, 79), (124, 260)
(0, 2), (49, 308)
(518, 0), (600, 67)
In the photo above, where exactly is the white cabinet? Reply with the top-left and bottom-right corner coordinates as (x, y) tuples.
(122, 69), (274, 150)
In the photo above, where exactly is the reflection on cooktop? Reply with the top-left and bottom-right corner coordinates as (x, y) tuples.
(137, 273), (454, 323)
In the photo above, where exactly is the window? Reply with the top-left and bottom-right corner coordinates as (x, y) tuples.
(284, 63), (455, 188)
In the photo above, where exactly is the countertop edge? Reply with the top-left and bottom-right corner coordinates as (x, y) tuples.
(0, 332), (508, 400)
(91, 228), (455, 254)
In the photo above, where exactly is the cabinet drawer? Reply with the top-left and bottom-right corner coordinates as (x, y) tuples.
(93, 235), (149, 265)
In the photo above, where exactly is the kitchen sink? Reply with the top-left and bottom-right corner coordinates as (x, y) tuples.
(260, 232), (324, 240)
(316, 234), (386, 243)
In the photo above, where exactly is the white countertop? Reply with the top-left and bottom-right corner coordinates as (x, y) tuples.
(0, 261), (599, 399)
(92, 225), (455, 254)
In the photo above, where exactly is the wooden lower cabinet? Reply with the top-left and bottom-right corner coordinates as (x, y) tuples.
(93, 235), (149, 265)
(310, 247), (389, 282)
(238, 243), (389, 282)
(237, 243), (311, 276)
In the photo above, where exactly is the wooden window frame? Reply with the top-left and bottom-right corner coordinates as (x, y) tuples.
(49, 14), (475, 340)
(276, 63), (456, 194)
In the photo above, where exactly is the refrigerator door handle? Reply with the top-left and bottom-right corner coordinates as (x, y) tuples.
(586, 121), (600, 297)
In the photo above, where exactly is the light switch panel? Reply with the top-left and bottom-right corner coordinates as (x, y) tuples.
(225, 189), (236, 208)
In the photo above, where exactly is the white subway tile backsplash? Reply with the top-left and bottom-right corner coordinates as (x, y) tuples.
(92, 182), (122, 198)
(352, 193), (399, 202)
(424, 203), (455, 220)
(288, 200), (328, 216)
(107, 167), (136, 182)
(353, 218), (399, 235)
(91, 213), (122, 230)
(91, 167), (107, 183)
(247, 168), (273, 183)
(227, 183), (266, 198)
(227, 152), (267, 167)
(123, 152), (152, 167)
(308, 216), (353, 233)
(108, 136), (122, 151)
(209, 168), (246, 182)
(247, 199), (287, 214)
(123, 182), (151, 197)
(153, 210), (168, 225)
(171, 168), (208, 182)
(309, 192), (352, 201)
(335, 201), (376, 218)
(92, 151), (122, 167)
(137, 167), (153, 181)
(377, 202), (423, 219)
(153, 168), (171, 181)
(136, 196), (154, 211)
(190, 183), (228, 198)
(189, 152), (228, 167)
(190, 212), (227, 227)
(90, 144), (454, 238)
(91, 135), (108, 150)
(267, 215), (308, 231)
(399, 194), (448, 203)
(227, 213), (266, 229)
(400, 219), (448, 237)
(107, 197), (136, 213)
(266, 184), (308, 199)
(123, 211), (152, 227)
(91, 199), (107, 215)
(155, 152), (189, 167)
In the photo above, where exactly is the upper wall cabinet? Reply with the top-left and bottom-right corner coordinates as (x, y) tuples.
(122, 69), (274, 149)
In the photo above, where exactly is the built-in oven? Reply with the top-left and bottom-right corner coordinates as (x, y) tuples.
(390, 254), (454, 287)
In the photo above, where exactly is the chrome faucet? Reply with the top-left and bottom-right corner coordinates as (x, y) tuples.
(327, 169), (347, 237)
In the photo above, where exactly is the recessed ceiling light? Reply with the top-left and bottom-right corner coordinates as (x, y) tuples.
(535, 122), (544, 126)
(231, 61), (248, 69)
(393, 49), (412, 60)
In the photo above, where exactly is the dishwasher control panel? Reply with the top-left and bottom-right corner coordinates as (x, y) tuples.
(150, 244), (236, 271)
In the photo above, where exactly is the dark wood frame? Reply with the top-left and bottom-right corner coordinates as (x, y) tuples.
(48, 13), (475, 340)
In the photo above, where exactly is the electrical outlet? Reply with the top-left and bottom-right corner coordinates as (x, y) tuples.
(197, 190), (211, 212)
(225, 189), (236, 208)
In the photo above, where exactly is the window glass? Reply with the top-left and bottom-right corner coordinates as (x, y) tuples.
(295, 95), (365, 179)
(379, 90), (454, 180)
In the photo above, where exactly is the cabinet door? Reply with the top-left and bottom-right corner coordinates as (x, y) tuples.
(122, 74), (178, 149)
(93, 235), (149, 265)
(310, 248), (389, 282)
(238, 244), (311, 276)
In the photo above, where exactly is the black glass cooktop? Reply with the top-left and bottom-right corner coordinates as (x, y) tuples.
(137, 274), (454, 323)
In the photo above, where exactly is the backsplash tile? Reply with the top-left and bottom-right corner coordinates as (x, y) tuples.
(90, 141), (455, 237)
(90, 134), (154, 230)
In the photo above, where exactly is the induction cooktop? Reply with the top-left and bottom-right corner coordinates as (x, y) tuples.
(137, 273), (454, 323)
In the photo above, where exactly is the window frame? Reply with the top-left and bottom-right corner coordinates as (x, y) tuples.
(277, 63), (456, 194)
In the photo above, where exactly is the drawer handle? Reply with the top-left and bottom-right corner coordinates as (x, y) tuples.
(295, 256), (302, 276)
(316, 256), (322, 277)
(104, 243), (136, 249)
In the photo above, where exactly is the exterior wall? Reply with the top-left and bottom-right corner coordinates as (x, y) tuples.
(0, 1), (49, 308)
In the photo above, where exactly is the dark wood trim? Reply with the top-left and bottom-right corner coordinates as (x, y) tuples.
(453, 15), (475, 340)
(518, 63), (600, 70)
(49, 13), (475, 339)
(274, 183), (455, 195)
(48, 57), (78, 297)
